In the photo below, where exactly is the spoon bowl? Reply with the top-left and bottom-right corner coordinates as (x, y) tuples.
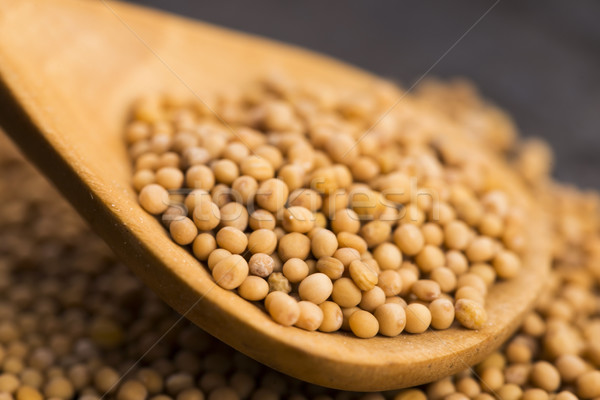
(0, 0), (550, 391)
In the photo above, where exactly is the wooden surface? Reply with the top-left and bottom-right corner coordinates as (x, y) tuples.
(0, 0), (551, 391)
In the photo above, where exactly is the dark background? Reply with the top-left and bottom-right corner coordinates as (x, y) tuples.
(127, 0), (600, 189)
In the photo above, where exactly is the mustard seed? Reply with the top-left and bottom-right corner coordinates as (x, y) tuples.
(248, 253), (274, 278)
(282, 206), (314, 233)
(139, 184), (170, 215)
(331, 278), (362, 308)
(231, 176), (258, 205)
(349, 310), (379, 339)
(186, 165), (215, 191)
(295, 301), (324, 331)
(414, 245), (445, 273)
(212, 159), (239, 185)
(493, 250), (521, 279)
(247, 229), (277, 255)
(576, 371), (600, 399)
(133, 169), (156, 192)
(373, 243), (402, 270)
(216, 227), (247, 254)
(238, 276), (269, 301)
(219, 202), (248, 231)
(310, 229), (338, 259)
(349, 260), (378, 291)
(374, 303), (406, 337)
(212, 254), (249, 290)
(404, 303), (432, 334)
(155, 167), (184, 190)
(278, 233), (311, 262)
(318, 301), (343, 332)
(256, 178), (289, 213)
(466, 236), (497, 263)
(268, 272), (291, 293)
(282, 258), (309, 283)
(315, 256), (344, 280)
(359, 286), (386, 312)
(377, 270), (403, 297)
(265, 292), (299, 326)
(248, 210), (276, 231)
(207, 248), (232, 271)
(454, 299), (487, 330)
(429, 298), (455, 330)
(240, 156), (274, 181)
(288, 189), (322, 212)
(530, 361), (561, 392)
(298, 273), (333, 304)
(393, 224), (425, 256)
(333, 247), (361, 267)
(430, 267), (457, 293)
(360, 221), (391, 248)
(192, 198), (220, 231)
(330, 208), (361, 234)
(169, 217), (198, 246)
(336, 232), (368, 255)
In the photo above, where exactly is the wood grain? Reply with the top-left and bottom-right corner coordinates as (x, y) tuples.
(0, 0), (550, 390)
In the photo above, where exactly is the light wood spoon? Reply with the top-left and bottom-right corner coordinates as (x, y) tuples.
(0, 0), (551, 391)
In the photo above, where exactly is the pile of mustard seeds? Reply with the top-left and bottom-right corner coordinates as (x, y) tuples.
(127, 75), (529, 338)
(1, 75), (599, 399)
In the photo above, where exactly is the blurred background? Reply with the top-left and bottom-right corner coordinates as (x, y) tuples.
(126, 0), (600, 189)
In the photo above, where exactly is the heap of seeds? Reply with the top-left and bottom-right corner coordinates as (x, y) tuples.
(1, 83), (600, 398)
(127, 75), (529, 338)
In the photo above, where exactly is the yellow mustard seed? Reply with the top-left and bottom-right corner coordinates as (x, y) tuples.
(211, 254), (249, 290)
(349, 260), (378, 291)
(265, 292), (299, 326)
(282, 206), (315, 233)
(139, 184), (170, 215)
(331, 278), (362, 308)
(186, 165), (215, 191)
(318, 301), (343, 332)
(256, 178), (289, 213)
(247, 229), (277, 255)
(348, 310), (379, 339)
(404, 303), (432, 334)
(237, 276), (269, 301)
(169, 217), (198, 246)
(310, 229), (338, 259)
(282, 258), (309, 283)
(374, 303), (406, 337)
(248, 253), (274, 278)
(393, 224), (425, 256)
(359, 286), (386, 312)
(298, 273), (333, 304)
(216, 227), (247, 254)
(455, 299), (487, 330)
(295, 301), (324, 331)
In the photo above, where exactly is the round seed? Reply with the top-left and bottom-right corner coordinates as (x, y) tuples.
(248, 253), (275, 278)
(298, 273), (333, 304)
(265, 292), (299, 326)
(349, 310), (379, 339)
(216, 227), (248, 254)
(212, 255), (249, 290)
(331, 278), (362, 308)
(238, 276), (269, 301)
(374, 303), (406, 337)
(295, 301), (324, 331)
(139, 184), (170, 215)
(405, 303), (432, 334)
(393, 224), (425, 256)
(455, 299), (487, 330)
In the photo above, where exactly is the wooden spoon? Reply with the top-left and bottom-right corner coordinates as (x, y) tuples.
(0, 0), (550, 391)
